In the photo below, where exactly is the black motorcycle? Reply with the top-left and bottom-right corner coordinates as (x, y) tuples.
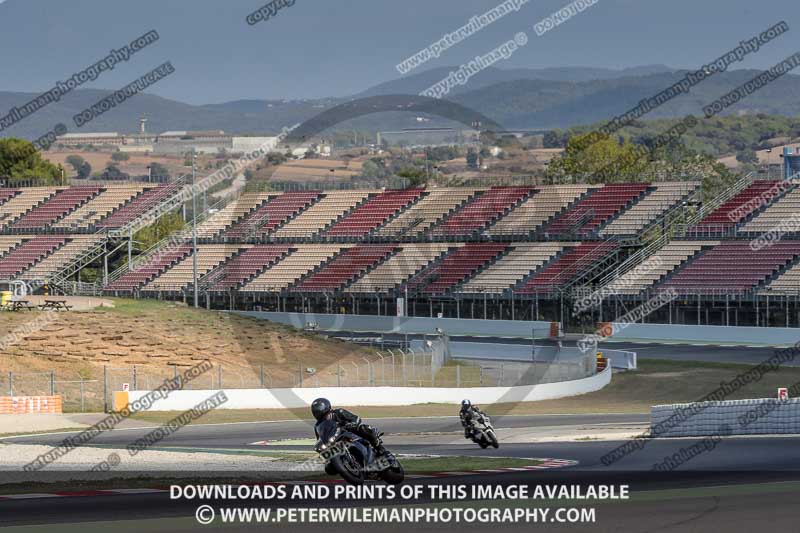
(315, 419), (405, 485)
(468, 412), (500, 449)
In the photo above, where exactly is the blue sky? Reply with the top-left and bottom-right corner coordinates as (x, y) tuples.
(0, 0), (796, 103)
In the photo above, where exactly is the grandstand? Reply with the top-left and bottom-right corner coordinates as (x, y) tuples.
(6, 176), (800, 328)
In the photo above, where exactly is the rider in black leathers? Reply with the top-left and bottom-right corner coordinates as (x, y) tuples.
(311, 397), (387, 455)
(459, 399), (486, 440)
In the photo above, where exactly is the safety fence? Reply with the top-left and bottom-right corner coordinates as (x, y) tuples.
(1, 345), (596, 413)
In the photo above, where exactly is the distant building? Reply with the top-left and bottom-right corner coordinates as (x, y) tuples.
(55, 132), (125, 147)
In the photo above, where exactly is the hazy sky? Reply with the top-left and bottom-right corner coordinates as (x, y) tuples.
(0, 0), (795, 103)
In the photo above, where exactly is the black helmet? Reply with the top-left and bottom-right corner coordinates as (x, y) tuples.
(461, 399), (471, 409)
(311, 398), (332, 421)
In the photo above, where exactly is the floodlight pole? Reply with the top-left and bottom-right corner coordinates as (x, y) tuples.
(192, 150), (199, 308)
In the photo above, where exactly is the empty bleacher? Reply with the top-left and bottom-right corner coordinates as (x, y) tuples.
(430, 186), (533, 237)
(740, 188), (800, 234)
(324, 189), (424, 238)
(0, 189), (19, 207)
(272, 190), (376, 239)
(0, 235), (25, 257)
(9, 185), (102, 231)
(516, 242), (619, 294)
(243, 244), (349, 292)
(600, 182), (699, 236)
(103, 244), (192, 293)
(0, 235), (66, 279)
(690, 180), (784, 235)
(486, 185), (591, 237)
(196, 193), (273, 239)
(656, 240), (800, 295)
(346, 243), (458, 294)
(223, 191), (321, 240)
(544, 183), (650, 237)
(292, 244), (397, 292)
(459, 243), (568, 294)
(0, 188), (58, 230)
(96, 183), (181, 230)
(601, 241), (719, 295)
(141, 244), (245, 292)
(374, 188), (479, 238)
(19, 235), (103, 281)
(405, 242), (509, 295)
(54, 185), (147, 231)
(207, 245), (290, 291)
(763, 260), (800, 294)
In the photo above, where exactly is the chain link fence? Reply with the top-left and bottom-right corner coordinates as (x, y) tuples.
(1, 343), (598, 412)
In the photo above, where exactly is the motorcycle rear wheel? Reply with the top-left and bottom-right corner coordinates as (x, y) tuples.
(379, 461), (405, 484)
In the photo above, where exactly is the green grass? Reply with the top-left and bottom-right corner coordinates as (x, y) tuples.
(124, 357), (800, 423)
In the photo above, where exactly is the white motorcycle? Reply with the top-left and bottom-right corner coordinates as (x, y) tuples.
(468, 413), (499, 449)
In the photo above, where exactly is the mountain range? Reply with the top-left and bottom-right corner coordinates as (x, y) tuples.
(2, 64), (799, 140)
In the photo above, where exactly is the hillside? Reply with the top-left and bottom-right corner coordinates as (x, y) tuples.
(2, 66), (800, 139)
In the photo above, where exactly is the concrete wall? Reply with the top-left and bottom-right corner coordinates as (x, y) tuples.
(235, 311), (553, 338)
(610, 323), (800, 345)
(127, 365), (611, 411)
(651, 398), (800, 437)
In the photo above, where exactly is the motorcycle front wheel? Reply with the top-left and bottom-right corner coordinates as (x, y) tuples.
(331, 453), (365, 485)
(487, 430), (499, 449)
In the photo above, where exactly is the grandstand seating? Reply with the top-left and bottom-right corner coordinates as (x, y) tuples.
(103, 244), (192, 292)
(196, 193), (273, 239)
(272, 190), (376, 239)
(206, 245), (290, 291)
(0, 235), (25, 257)
(223, 191), (321, 240)
(374, 188), (479, 238)
(10, 185), (102, 231)
(19, 235), (103, 281)
(0, 188), (58, 230)
(96, 184), (181, 230)
(324, 189), (424, 237)
(740, 188), (800, 234)
(54, 185), (147, 231)
(601, 241), (719, 295)
(0, 235), (66, 279)
(656, 241), (800, 295)
(690, 180), (784, 235)
(345, 243), (457, 294)
(515, 242), (619, 294)
(0, 189), (19, 207)
(243, 245), (348, 292)
(544, 183), (650, 237)
(763, 260), (800, 294)
(459, 243), (568, 294)
(430, 186), (533, 236)
(486, 185), (591, 237)
(292, 244), (397, 292)
(405, 242), (509, 295)
(141, 244), (245, 292)
(600, 182), (699, 236)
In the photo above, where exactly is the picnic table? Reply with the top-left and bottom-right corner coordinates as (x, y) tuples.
(3, 300), (36, 312)
(39, 299), (73, 311)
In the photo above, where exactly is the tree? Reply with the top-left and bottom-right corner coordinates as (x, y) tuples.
(148, 162), (170, 181)
(466, 150), (479, 169)
(77, 161), (92, 179)
(133, 212), (185, 250)
(111, 151), (130, 162)
(544, 133), (649, 184)
(65, 155), (85, 172)
(736, 149), (759, 164)
(0, 138), (63, 185)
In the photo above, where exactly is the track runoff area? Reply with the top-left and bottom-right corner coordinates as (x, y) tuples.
(3, 337), (800, 532)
